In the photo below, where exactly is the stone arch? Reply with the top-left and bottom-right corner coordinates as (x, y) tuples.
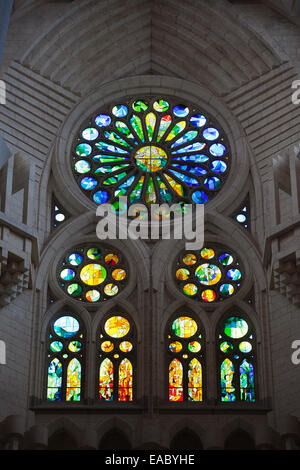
(47, 417), (81, 449)
(96, 417), (134, 449)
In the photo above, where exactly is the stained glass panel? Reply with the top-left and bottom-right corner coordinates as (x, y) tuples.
(118, 359), (133, 401)
(99, 358), (114, 401)
(72, 97), (230, 207)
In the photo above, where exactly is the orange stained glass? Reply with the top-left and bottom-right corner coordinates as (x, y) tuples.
(66, 358), (81, 401)
(101, 340), (114, 353)
(118, 358), (133, 401)
(169, 358), (183, 401)
(183, 283), (198, 296)
(183, 253), (197, 265)
(112, 268), (126, 281)
(188, 358), (202, 401)
(104, 316), (130, 338)
(119, 341), (133, 353)
(105, 253), (119, 265)
(201, 289), (216, 302)
(99, 358), (114, 400)
(176, 268), (190, 281)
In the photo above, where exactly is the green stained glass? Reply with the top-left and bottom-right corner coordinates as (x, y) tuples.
(165, 121), (186, 141)
(157, 114), (172, 142)
(130, 115), (144, 141)
(129, 176), (144, 203)
(145, 113), (156, 141)
(103, 172), (127, 185)
(195, 264), (221, 286)
(50, 341), (63, 353)
(103, 131), (133, 149)
(132, 100), (149, 112)
(156, 175), (172, 202)
(145, 177), (156, 204)
(220, 341), (233, 353)
(172, 317), (197, 338)
(95, 164), (129, 174)
(224, 317), (248, 339)
(153, 100), (169, 112)
(115, 121), (138, 144)
(240, 359), (255, 402)
(67, 283), (82, 297)
(164, 174), (186, 197)
(221, 358), (236, 402)
(68, 341), (82, 352)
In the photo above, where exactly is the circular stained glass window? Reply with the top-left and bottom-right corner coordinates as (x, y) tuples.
(171, 316), (198, 338)
(57, 245), (128, 303)
(72, 97), (230, 209)
(175, 245), (243, 303)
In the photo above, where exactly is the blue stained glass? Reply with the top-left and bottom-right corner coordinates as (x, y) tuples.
(169, 170), (199, 186)
(192, 191), (208, 204)
(172, 142), (206, 154)
(173, 154), (209, 163)
(211, 160), (227, 173)
(80, 177), (98, 190)
(53, 316), (80, 338)
(227, 269), (242, 281)
(204, 177), (221, 190)
(210, 143), (226, 157)
(68, 253), (83, 265)
(82, 127), (99, 141)
(172, 164), (207, 176)
(76, 143), (92, 156)
(112, 105), (128, 118)
(190, 114), (207, 127)
(203, 127), (219, 141)
(93, 190), (110, 204)
(95, 114), (111, 127)
(173, 105), (189, 117)
(240, 359), (255, 402)
(171, 131), (198, 148)
(114, 176), (135, 196)
(95, 142), (129, 154)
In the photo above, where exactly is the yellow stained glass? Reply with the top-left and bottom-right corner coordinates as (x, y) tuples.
(201, 289), (216, 302)
(99, 358), (113, 400)
(183, 283), (198, 296)
(169, 359), (183, 401)
(188, 358), (202, 401)
(112, 268), (126, 281)
(201, 248), (215, 260)
(164, 174), (185, 197)
(105, 253), (119, 265)
(101, 340), (114, 353)
(119, 341), (133, 352)
(183, 253), (197, 265)
(80, 263), (106, 285)
(118, 359), (133, 401)
(134, 145), (167, 172)
(172, 317), (197, 338)
(66, 358), (81, 401)
(169, 341), (182, 353)
(176, 268), (190, 281)
(104, 316), (130, 338)
(104, 283), (119, 296)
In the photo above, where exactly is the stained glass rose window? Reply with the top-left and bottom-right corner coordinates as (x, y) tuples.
(175, 245), (243, 303)
(58, 245), (128, 303)
(72, 97), (230, 209)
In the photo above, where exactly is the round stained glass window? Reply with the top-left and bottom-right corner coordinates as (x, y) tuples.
(175, 245), (243, 303)
(72, 97), (230, 208)
(57, 245), (128, 303)
(171, 316), (198, 338)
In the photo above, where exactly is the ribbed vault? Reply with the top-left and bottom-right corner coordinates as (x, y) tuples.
(19, 0), (283, 96)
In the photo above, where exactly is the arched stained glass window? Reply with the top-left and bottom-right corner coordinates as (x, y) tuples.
(218, 314), (256, 403)
(174, 245), (243, 303)
(98, 314), (135, 401)
(168, 315), (204, 402)
(72, 97), (230, 209)
(57, 244), (128, 303)
(47, 314), (84, 402)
